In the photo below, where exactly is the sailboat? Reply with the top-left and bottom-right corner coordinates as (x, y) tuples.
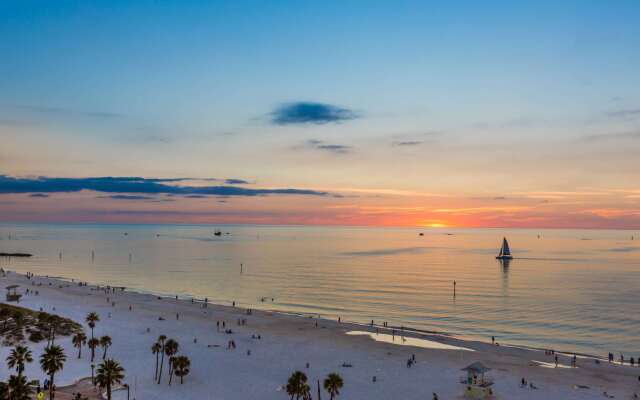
(496, 237), (513, 260)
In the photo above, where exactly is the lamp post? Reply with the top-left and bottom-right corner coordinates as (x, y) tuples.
(124, 383), (130, 400)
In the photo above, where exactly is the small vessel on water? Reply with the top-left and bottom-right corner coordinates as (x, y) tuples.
(496, 237), (513, 260)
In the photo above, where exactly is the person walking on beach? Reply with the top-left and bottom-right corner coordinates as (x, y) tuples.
(554, 355), (558, 367)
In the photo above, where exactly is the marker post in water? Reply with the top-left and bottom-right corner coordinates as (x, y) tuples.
(453, 280), (456, 297)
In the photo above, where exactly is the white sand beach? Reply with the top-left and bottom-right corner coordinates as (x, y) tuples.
(1, 270), (639, 400)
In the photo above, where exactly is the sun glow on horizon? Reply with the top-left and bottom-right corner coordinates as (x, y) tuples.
(418, 220), (450, 228)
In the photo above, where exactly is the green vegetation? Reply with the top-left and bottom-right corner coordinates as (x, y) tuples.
(0, 304), (82, 346)
(151, 336), (191, 387)
(172, 356), (191, 384)
(96, 359), (125, 400)
(40, 345), (66, 400)
(286, 371), (311, 400)
(323, 373), (344, 400)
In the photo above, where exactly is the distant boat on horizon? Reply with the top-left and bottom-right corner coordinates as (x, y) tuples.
(496, 237), (513, 260)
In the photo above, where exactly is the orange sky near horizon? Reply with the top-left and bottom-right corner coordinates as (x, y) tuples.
(1, 186), (638, 230)
(2, 2), (640, 229)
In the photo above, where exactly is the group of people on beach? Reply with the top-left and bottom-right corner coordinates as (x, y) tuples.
(608, 352), (638, 366)
(406, 354), (417, 368)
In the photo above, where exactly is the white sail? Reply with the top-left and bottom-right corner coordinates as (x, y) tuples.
(501, 238), (511, 256)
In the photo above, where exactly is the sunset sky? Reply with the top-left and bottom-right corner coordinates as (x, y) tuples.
(1, 1), (640, 228)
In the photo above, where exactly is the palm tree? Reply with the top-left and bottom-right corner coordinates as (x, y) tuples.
(172, 356), (190, 384)
(12, 311), (24, 329)
(6, 345), (33, 378)
(47, 316), (59, 346)
(301, 385), (312, 400)
(8, 374), (33, 400)
(156, 335), (167, 384)
(323, 373), (344, 400)
(286, 371), (308, 400)
(40, 345), (66, 400)
(72, 332), (87, 359)
(88, 338), (100, 362)
(96, 359), (125, 400)
(0, 382), (8, 399)
(151, 341), (161, 380)
(164, 339), (179, 384)
(0, 307), (10, 330)
(100, 336), (112, 360)
(85, 312), (100, 340)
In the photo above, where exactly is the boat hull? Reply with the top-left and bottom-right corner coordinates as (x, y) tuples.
(496, 255), (513, 260)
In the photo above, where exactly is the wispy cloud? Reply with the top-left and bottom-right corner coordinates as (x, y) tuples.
(606, 108), (640, 119)
(100, 194), (156, 200)
(12, 104), (124, 120)
(128, 133), (174, 144)
(271, 102), (358, 125)
(392, 140), (423, 146)
(0, 175), (330, 197)
(225, 178), (249, 185)
(303, 139), (351, 154)
(582, 131), (640, 141)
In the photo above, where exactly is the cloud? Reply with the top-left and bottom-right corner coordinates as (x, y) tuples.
(100, 195), (156, 200)
(392, 140), (423, 146)
(606, 108), (640, 119)
(129, 134), (174, 144)
(12, 104), (124, 120)
(0, 175), (329, 197)
(225, 179), (249, 185)
(582, 131), (640, 141)
(271, 102), (358, 125)
(304, 139), (351, 154)
(28, 193), (49, 198)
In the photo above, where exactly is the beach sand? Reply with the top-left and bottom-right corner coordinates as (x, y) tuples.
(1, 271), (638, 399)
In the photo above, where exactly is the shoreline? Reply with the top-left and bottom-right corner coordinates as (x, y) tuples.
(23, 271), (612, 362)
(1, 270), (639, 399)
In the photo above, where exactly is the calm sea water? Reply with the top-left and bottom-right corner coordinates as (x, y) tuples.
(1, 223), (638, 357)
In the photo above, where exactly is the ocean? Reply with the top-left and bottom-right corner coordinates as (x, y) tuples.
(1, 223), (638, 358)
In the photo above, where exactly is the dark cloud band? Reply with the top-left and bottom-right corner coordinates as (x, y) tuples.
(271, 102), (358, 125)
(0, 175), (329, 197)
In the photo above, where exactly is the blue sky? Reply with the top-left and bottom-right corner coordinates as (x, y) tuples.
(3, 1), (639, 127)
(1, 1), (640, 227)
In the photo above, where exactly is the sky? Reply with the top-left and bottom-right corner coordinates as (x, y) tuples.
(1, 0), (640, 228)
